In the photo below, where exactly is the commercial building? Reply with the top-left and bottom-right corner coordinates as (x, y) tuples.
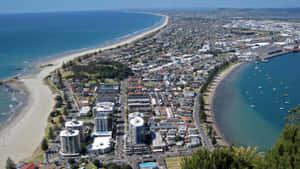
(59, 130), (81, 156)
(129, 116), (145, 144)
(94, 116), (113, 132)
(93, 102), (114, 116)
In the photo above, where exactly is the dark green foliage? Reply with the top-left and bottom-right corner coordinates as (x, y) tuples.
(41, 137), (48, 151)
(55, 95), (63, 102)
(93, 159), (102, 168)
(199, 94), (207, 123)
(50, 111), (59, 117)
(104, 163), (132, 169)
(71, 60), (133, 80)
(265, 125), (300, 169)
(66, 102), (72, 110)
(68, 158), (75, 164)
(71, 163), (79, 169)
(62, 107), (68, 116)
(286, 106), (300, 124)
(56, 70), (64, 89)
(58, 116), (64, 124)
(55, 101), (63, 108)
(212, 136), (217, 145)
(48, 126), (54, 140)
(6, 157), (16, 169)
(181, 125), (300, 169)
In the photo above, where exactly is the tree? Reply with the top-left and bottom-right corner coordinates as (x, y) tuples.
(41, 137), (48, 151)
(71, 164), (79, 169)
(200, 110), (207, 123)
(181, 124), (300, 169)
(62, 107), (68, 116)
(55, 95), (62, 102)
(67, 102), (72, 110)
(50, 111), (57, 118)
(93, 159), (102, 168)
(6, 157), (16, 169)
(286, 106), (300, 124)
(55, 101), (63, 108)
(58, 116), (64, 125)
(207, 125), (213, 138)
(62, 62), (66, 69)
(48, 126), (54, 140)
(212, 136), (217, 145)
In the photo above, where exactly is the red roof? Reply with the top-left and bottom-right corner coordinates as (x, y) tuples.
(21, 164), (38, 169)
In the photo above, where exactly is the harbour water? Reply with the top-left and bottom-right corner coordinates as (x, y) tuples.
(214, 52), (300, 152)
(0, 11), (163, 126)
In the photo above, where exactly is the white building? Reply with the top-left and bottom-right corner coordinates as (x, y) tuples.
(183, 89), (195, 98)
(65, 120), (84, 140)
(128, 116), (145, 144)
(87, 136), (112, 154)
(128, 112), (143, 121)
(65, 120), (83, 131)
(80, 106), (90, 116)
(93, 102), (114, 116)
(60, 130), (81, 156)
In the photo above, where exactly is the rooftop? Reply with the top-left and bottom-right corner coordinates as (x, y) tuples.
(60, 129), (79, 137)
(130, 116), (144, 127)
(88, 136), (111, 150)
(65, 120), (83, 128)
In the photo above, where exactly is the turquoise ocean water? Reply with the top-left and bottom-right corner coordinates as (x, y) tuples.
(0, 11), (163, 126)
(214, 52), (300, 152)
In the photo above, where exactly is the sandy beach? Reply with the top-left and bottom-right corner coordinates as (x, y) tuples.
(0, 14), (168, 167)
(204, 62), (242, 147)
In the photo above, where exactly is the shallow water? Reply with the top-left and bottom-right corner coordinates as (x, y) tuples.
(214, 52), (300, 152)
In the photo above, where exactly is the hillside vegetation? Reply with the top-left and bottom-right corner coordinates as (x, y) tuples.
(181, 124), (300, 169)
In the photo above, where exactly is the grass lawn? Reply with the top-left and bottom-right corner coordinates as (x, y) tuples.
(165, 156), (184, 169)
(62, 71), (74, 79)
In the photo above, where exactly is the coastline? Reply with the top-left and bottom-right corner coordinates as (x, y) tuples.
(204, 62), (243, 147)
(0, 13), (169, 167)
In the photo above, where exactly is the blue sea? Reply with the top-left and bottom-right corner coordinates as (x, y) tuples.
(0, 11), (163, 126)
(214, 52), (300, 152)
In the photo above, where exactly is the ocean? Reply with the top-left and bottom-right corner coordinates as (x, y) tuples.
(0, 11), (163, 126)
(214, 52), (300, 152)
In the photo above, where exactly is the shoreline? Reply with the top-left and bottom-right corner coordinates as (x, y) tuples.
(0, 83), (28, 132)
(204, 62), (243, 147)
(0, 13), (169, 167)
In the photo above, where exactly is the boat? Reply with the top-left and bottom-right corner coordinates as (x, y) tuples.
(284, 101), (290, 104)
(283, 93), (288, 97)
(273, 88), (276, 91)
(255, 66), (259, 70)
(261, 59), (269, 63)
(280, 107), (285, 110)
(258, 86), (262, 89)
(9, 104), (13, 108)
(250, 105), (256, 108)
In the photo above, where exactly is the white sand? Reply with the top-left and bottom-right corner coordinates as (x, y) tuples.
(0, 14), (168, 167)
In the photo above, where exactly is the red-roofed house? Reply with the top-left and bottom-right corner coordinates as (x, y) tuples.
(21, 164), (39, 169)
